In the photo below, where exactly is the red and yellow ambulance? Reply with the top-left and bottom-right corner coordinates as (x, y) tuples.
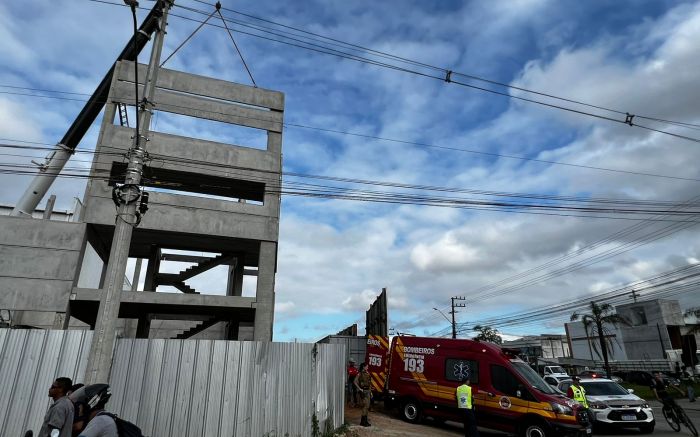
(376, 336), (591, 437)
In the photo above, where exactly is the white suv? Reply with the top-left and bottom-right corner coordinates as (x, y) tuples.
(558, 378), (655, 434)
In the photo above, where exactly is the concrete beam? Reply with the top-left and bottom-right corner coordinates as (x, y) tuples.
(113, 81), (283, 133)
(82, 194), (280, 242)
(98, 125), (282, 176)
(117, 61), (285, 111)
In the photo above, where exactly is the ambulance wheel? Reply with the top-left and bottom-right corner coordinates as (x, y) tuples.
(520, 419), (549, 437)
(401, 399), (422, 423)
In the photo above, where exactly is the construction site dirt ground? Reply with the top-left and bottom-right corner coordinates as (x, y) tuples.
(341, 402), (509, 437)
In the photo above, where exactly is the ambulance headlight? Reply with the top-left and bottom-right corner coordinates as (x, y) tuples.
(550, 402), (573, 416)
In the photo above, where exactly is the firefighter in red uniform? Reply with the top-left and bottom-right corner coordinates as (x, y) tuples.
(347, 359), (359, 407)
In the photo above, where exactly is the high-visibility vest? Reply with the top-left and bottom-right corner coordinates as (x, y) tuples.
(570, 384), (588, 408)
(457, 384), (473, 409)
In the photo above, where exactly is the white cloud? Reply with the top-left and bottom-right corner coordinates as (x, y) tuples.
(2, 0), (700, 342)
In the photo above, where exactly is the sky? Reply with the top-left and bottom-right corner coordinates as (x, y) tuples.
(2, 0), (700, 342)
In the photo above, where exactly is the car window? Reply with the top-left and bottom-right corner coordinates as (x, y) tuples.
(544, 377), (556, 385)
(560, 382), (572, 394)
(582, 381), (630, 396)
(491, 364), (523, 397)
(511, 362), (557, 394)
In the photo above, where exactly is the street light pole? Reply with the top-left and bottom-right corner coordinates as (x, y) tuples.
(433, 307), (454, 338)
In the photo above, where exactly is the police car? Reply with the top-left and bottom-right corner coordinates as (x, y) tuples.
(558, 378), (655, 433)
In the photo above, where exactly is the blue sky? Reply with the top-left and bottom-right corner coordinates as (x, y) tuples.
(2, 0), (700, 342)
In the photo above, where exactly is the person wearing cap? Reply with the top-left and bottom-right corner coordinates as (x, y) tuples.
(567, 376), (589, 408)
(347, 358), (359, 407)
(354, 363), (372, 427)
(456, 374), (478, 437)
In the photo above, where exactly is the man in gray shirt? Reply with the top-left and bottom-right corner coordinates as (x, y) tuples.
(38, 377), (74, 437)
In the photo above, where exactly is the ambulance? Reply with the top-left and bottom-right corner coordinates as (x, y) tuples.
(377, 336), (591, 437)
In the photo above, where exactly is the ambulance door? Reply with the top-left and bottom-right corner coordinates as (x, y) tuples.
(482, 363), (535, 433)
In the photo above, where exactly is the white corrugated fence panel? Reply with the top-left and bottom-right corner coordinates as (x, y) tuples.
(1, 330), (345, 437)
(110, 338), (346, 437)
(0, 329), (93, 437)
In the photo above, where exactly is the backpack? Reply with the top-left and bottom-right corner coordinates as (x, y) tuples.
(98, 412), (145, 437)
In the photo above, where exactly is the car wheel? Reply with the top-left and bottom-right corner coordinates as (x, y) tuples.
(639, 424), (654, 434)
(521, 420), (550, 437)
(401, 399), (422, 423)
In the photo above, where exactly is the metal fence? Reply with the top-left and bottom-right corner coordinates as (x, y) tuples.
(0, 329), (346, 437)
(0, 329), (93, 437)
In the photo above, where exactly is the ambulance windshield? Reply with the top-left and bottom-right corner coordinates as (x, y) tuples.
(511, 362), (557, 394)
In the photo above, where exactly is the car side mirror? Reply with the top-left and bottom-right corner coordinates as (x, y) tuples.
(517, 384), (525, 398)
(627, 388), (634, 394)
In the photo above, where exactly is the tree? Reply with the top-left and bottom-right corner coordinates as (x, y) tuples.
(571, 301), (629, 378)
(473, 325), (503, 344)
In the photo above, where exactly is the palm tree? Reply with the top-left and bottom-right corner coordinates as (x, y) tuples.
(473, 324), (503, 344)
(571, 301), (630, 378)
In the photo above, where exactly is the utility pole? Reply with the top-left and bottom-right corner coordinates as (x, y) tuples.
(630, 289), (638, 302)
(451, 296), (466, 339)
(84, 0), (173, 384)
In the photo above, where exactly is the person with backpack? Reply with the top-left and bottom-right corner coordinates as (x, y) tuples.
(70, 384), (144, 437)
(70, 384), (117, 437)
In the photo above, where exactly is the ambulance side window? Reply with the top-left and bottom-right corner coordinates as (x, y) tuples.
(445, 359), (479, 383)
(491, 365), (522, 397)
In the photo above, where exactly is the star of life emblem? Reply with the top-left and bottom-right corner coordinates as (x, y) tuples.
(453, 361), (470, 380)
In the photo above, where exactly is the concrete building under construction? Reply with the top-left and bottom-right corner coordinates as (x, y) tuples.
(0, 0), (283, 346)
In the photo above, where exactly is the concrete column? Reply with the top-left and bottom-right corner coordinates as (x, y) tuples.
(143, 246), (161, 291)
(266, 131), (282, 156)
(226, 256), (244, 297)
(226, 256), (245, 340)
(123, 258), (143, 337)
(136, 315), (152, 338)
(226, 321), (239, 341)
(253, 241), (276, 340)
(131, 258), (143, 291)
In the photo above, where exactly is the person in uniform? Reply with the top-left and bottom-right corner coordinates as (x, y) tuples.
(456, 374), (478, 437)
(347, 359), (359, 407)
(567, 376), (592, 422)
(354, 363), (372, 427)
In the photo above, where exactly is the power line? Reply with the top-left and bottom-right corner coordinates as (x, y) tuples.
(3, 87), (700, 185)
(183, 0), (699, 130)
(167, 1), (700, 141)
(84, 0), (700, 144)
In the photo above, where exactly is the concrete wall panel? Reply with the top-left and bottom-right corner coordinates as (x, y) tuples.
(82, 195), (279, 242)
(118, 61), (284, 111)
(0, 218), (85, 312)
(99, 125), (281, 173)
(113, 81), (283, 132)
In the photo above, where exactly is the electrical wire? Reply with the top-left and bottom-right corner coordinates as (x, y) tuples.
(84, 0), (700, 143)
(186, 0), (700, 132)
(3, 87), (700, 185)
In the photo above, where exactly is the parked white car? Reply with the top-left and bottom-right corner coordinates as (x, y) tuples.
(543, 375), (571, 387)
(543, 365), (569, 379)
(558, 378), (655, 434)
